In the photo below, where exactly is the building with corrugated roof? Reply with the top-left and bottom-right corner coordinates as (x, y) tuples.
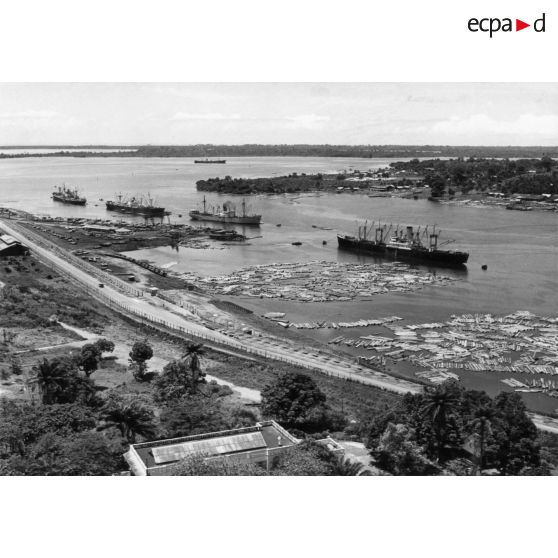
(0, 234), (29, 257)
(124, 420), (300, 476)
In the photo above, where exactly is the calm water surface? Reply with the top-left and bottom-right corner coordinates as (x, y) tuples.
(1, 156), (555, 317)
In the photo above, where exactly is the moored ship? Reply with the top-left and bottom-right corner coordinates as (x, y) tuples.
(337, 222), (469, 267)
(105, 193), (165, 216)
(208, 229), (247, 241)
(194, 158), (226, 164)
(52, 185), (87, 205)
(189, 197), (261, 225)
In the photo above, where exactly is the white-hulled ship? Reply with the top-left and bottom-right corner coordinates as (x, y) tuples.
(189, 197), (261, 225)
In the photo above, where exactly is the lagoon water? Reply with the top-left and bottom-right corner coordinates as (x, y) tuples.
(1, 155), (557, 408)
(1, 155), (556, 316)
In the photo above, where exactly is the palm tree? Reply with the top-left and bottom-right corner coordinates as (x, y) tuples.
(182, 343), (206, 388)
(33, 358), (71, 405)
(332, 456), (372, 476)
(420, 385), (460, 461)
(470, 405), (494, 473)
(100, 399), (157, 443)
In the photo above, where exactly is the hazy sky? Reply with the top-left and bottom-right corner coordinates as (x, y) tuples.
(0, 83), (556, 146)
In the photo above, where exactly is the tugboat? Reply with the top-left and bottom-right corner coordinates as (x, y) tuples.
(337, 221), (469, 267)
(208, 229), (246, 241)
(52, 185), (87, 205)
(105, 193), (165, 216)
(189, 196), (261, 225)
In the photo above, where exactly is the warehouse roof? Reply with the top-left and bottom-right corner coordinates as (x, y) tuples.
(0, 234), (18, 246)
(126, 421), (298, 474)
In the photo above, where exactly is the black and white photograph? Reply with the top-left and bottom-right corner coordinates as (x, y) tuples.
(0, 2), (557, 556)
(0, 82), (556, 477)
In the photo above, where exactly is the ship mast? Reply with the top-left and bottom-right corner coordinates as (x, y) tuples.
(429, 224), (439, 250)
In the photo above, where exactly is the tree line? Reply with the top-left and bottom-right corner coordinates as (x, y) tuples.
(1, 334), (555, 475)
(1, 145), (556, 159)
(390, 157), (558, 197)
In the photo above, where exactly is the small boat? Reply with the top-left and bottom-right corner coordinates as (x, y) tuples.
(208, 229), (246, 241)
(292, 241), (302, 246)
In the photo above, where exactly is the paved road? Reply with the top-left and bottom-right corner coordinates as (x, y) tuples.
(1, 218), (421, 395)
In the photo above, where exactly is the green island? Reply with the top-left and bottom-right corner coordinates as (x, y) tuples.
(196, 157), (558, 207)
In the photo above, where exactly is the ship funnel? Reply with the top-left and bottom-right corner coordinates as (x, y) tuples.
(429, 234), (438, 249)
(375, 227), (383, 243)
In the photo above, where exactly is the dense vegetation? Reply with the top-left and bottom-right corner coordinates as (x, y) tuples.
(390, 156), (558, 197)
(1, 335), (557, 475)
(364, 381), (548, 475)
(196, 173), (335, 194)
(260, 372), (345, 434)
(0, 339), (257, 475)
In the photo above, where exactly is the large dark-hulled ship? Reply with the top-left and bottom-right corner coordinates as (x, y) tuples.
(194, 159), (226, 164)
(337, 222), (469, 267)
(105, 193), (165, 216)
(52, 185), (87, 205)
(189, 197), (261, 225)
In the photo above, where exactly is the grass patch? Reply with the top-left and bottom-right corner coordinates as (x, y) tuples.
(0, 255), (111, 330)
(206, 349), (401, 420)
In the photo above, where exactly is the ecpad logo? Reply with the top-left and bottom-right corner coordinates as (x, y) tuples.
(468, 13), (546, 37)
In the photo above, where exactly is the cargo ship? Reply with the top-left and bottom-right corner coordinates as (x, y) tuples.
(194, 159), (226, 164)
(189, 197), (261, 225)
(337, 222), (469, 267)
(52, 185), (87, 205)
(105, 193), (165, 216)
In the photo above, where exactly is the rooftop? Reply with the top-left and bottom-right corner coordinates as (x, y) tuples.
(0, 234), (18, 246)
(127, 421), (298, 473)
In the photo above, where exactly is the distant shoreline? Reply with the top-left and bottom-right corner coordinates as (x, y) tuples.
(0, 144), (557, 159)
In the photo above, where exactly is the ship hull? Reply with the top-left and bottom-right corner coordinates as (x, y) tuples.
(194, 160), (226, 164)
(337, 235), (469, 267)
(106, 201), (165, 216)
(189, 211), (261, 225)
(52, 194), (86, 205)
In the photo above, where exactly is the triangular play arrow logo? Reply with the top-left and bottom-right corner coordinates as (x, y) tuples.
(516, 19), (530, 31)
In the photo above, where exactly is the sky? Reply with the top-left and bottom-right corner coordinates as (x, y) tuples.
(0, 83), (556, 146)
